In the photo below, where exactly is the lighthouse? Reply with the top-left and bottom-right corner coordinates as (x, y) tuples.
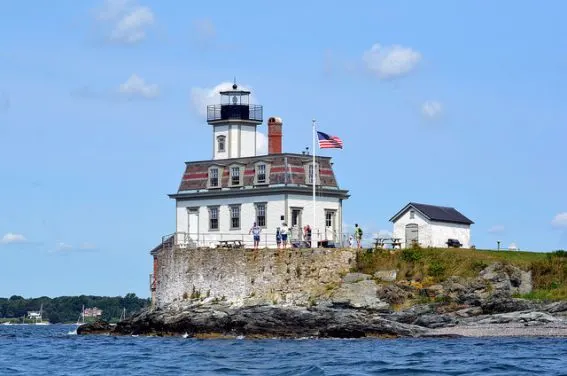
(207, 83), (264, 160)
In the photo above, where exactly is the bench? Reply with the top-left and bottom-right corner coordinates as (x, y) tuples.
(217, 240), (244, 249)
(446, 239), (463, 248)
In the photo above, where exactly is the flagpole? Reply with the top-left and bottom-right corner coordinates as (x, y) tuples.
(312, 119), (316, 248)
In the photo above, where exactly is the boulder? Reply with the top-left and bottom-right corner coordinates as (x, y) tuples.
(480, 263), (532, 296)
(331, 280), (389, 311)
(342, 272), (371, 283)
(77, 319), (113, 335)
(481, 297), (536, 314)
(373, 270), (398, 282)
(377, 284), (411, 305)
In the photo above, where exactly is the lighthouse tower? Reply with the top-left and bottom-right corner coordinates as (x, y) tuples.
(207, 83), (263, 160)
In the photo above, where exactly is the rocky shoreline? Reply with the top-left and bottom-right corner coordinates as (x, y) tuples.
(78, 263), (567, 339)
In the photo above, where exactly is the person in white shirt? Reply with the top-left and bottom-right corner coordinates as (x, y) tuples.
(280, 223), (289, 248)
(249, 222), (261, 249)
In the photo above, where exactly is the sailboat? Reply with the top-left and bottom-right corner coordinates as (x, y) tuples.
(76, 305), (86, 326)
(119, 308), (126, 321)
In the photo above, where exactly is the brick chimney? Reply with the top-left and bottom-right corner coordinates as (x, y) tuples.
(268, 117), (283, 154)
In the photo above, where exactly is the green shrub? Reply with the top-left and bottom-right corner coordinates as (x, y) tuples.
(429, 261), (446, 278)
(401, 248), (422, 262)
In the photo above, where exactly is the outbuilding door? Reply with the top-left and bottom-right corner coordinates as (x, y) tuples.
(405, 224), (418, 248)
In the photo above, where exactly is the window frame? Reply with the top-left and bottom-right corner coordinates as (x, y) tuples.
(305, 162), (320, 185)
(409, 210), (415, 219)
(208, 206), (220, 231)
(217, 135), (226, 153)
(229, 165), (243, 187)
(255, 202), (267, 228)
(229, 204), (241, 230)
(208, 166), (221, 188)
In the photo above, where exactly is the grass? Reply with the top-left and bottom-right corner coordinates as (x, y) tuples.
(356, 247), (567, 301)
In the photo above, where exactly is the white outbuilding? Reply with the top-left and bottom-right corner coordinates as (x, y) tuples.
(390, 202), (474, 248)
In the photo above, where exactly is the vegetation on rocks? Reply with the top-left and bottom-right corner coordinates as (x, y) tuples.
(356, 247), (567, 301)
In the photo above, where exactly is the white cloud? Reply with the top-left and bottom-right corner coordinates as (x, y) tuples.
(421, 100), (443, 118)
(190, 82), (256, 117)
(362, 43), (422, 79)
(95, 0), (154, 44)
(552, 212), (567, 228)
(53, 242), (97, 253)
(118, 74), (159, 99)
(1, 233), (27, 244)
(488, 225), (505, 234)
(56, 242), (73, 251)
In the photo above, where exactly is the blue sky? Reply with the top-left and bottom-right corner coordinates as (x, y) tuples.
(1, 0), (566, 299)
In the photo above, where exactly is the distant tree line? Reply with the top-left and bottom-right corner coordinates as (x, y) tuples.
(0, 293), (150, 323)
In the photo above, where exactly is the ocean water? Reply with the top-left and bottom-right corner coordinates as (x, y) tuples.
(1, 325), (566, 375)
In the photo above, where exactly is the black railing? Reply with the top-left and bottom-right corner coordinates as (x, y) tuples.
(207, 104), (263, 122)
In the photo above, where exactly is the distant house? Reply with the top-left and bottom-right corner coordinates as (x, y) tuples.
(390, 202), (474, 248)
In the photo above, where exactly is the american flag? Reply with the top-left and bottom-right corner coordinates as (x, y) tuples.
(317, 131), (343, 149)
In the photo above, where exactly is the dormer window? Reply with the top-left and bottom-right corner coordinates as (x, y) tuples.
(256, 164), (266, 184)
(217, 135), (226, 153)
(231, 166), (241, 186)
(306, 163), (320, 185)
(209, 167), (219, 188)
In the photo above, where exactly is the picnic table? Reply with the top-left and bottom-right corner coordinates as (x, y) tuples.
(217, 240), (244, 249)
(373, 237), (402, 250)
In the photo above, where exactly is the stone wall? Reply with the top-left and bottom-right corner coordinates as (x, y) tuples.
(154, 247), (356, 309)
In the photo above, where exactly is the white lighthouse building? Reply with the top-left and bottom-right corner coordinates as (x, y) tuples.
(156, 83), (349, 250)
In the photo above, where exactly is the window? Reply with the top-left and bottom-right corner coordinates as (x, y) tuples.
(410, 210), (415, 219)
(255, 203), (266, 227)
(231, 166), (240, 186)
(256, 164), (266, 184)
(230, 205), (241, 229)
(208, 206), (219, 230)
(306, 163), (319, 185)
(325, 211), (333, 227)
(217, 136), (226, 153)
(209, 168), (219, 187)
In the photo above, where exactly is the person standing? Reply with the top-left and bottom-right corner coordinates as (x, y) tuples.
(303, 225), (312, 247)
(276, 227), (282, 249)
(354, 224), (363, 249)
(249, 222), (261, 249)
(280, 222), (289, 248)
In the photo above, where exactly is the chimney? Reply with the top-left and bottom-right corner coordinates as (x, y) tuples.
(268, 117), (283, 154)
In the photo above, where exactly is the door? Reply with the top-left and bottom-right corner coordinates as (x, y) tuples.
(405, 224), (418, 248)
(291, 208), (302, 241)
(187, 208), (199, 247)
(325, 210), (336, 241)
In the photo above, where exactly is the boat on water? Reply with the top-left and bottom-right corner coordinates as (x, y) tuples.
(75, 305), (86, 326)
(1, 321), (12, 326)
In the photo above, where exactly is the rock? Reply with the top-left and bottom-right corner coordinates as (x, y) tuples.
(374, 270), (397, 282)
(112, 304), (427, 338)
(477, 311), (559, 325)
(377, 284), (411, 305)
(414, 314), (456, 329)
(481, 297), (536, 314)
(342, 272), (371, 283)
(331, 280), (389, 311)
(423, 284), (445, 298)
(544, 301), (567, 314)
(77, 319), (113, 335)
(479, 263), (532, 297)
(454, 307), (483, 318)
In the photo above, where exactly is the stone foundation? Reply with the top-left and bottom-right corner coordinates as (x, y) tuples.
(153, 248), (356, 308)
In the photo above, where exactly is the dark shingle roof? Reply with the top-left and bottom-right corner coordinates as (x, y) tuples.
(390, 202), (474, 225)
